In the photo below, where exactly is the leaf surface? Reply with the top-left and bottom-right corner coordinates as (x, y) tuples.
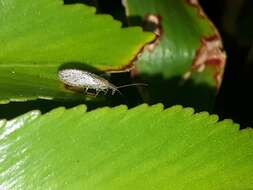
(125, 0), (226, 110)
(0, 0), (154, 103)
(1, 104), (253, 189)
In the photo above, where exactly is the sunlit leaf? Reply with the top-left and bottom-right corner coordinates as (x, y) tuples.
(0, 0), (154, 103)
(1, 104), (253, 189)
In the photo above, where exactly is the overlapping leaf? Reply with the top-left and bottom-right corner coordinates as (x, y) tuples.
(125, 0), (226, 110)
(1, 104), (253, 189)
(0, 0), (154, 103)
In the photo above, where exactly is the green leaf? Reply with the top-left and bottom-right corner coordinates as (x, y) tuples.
(125, 0), (226, 110)
(1, 104), (253, 189)
(0, 0), (154, 103)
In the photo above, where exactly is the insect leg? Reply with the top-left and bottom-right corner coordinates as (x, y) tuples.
(95, 90), (100, 97)
(84, 87), (89, 94)
(103, 89), (108, 95)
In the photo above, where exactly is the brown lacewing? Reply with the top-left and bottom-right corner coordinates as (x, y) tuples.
(58, 69), (147, 96)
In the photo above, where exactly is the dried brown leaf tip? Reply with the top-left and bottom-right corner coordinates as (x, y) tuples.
(186, 0), (219, 34)
(105, 15), (160, 73)
(143, 14), (163, 52)
(186, 0), (206, 18)
(184, 0), (226, 90)
(184, 35), (226, 90)
(105, 41), (150, 74)
(131, 14), (162, 77)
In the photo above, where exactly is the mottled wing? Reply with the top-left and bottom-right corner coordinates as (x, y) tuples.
(58, 69), (99, 88)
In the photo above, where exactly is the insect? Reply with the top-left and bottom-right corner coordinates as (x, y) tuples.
(58, 69), (146, 96)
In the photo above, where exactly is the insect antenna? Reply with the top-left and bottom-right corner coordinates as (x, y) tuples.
(116, 83), (148, 89)
(116, 83), (147, 105)
(108, 83), (147, 100)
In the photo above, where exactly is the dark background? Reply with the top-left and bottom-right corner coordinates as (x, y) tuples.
(199, 0), (253, 127)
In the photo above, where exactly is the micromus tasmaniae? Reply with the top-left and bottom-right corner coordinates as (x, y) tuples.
(58, 69), (147, 96)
